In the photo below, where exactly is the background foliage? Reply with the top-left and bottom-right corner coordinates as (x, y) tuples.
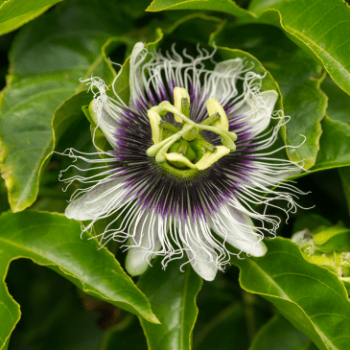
(0, 0), (350, 349)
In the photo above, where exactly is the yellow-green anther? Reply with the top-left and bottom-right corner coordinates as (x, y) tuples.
(195, 146), (230, 171)
(200, 112), (221, 126)
(220, 132), (236, 150)
(173, 87), (190, 123)
(165, 153), (197, 169)
(199, 124), (236, 151)
(192, 138), (217, 152)
(160, 121), (181, 134)
(147, 109), (162, 144)
(181, 98), (190, 118)
(206, 98), (229, 131)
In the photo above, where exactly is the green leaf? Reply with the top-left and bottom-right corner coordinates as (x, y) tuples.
(211, 22), (326, 169)
(193, 303), (250, 350)
(0, 0), (63, 36)
(193, 295), (271, 350)
(339, 167), (350, 216)
(322, 76), (350, 125)
(247, 0), (350, 96)
(312, 116), (350, 172)
(100, 315), (148, 350)
(193, 273), (272, 350)
(0, 211), (158, 349)
(312, 222), (350, 253)
(310, 76), (350, 172)
(6, 260), (104, 349)
(150, 0), (350, 97)
(0, 0), (130, 212)
(0, 0), (62, 23)
(138, 257), (202, 350)
(232, 237), (350, 350)
(249, 314), (317, 350)
(293, 214), (332, 234)
(0, 179), (9, 214)
(146, 0), (254, 18)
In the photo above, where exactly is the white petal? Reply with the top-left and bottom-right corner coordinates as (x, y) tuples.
(125, 214), (160, 276)
(90, 100), (119, 149)
(129, 42), (146, 112)
(186, 246), (218, 281)
(184, 221), (218, 281)
(268, 168), (302, 184)
(65, 178), (125, 221)
(213, 206), (267, 257)
(213, 58), (243, 102)
(232, 90), (278, 135)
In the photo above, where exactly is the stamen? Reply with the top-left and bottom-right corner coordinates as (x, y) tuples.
(146, 86), (237, 171)
(200, 112), (220, 126)
(148, 109), (162, 144)
(206, 98), (229, 131)
(173, 87), (190, 123)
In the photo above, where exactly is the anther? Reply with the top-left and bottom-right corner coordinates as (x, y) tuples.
(173, 87), (190, 123)
(206, 98), (229, 131)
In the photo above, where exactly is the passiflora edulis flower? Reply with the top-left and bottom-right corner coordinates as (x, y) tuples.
(61, 42), (305, 281)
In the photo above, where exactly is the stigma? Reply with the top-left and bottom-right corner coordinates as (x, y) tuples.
(146, 87), (237, 171)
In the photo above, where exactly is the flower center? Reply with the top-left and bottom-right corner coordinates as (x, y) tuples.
(146, 87), (237, 172)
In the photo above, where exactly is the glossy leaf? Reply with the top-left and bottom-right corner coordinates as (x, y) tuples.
(138, 257), (202, 350)
(310, 76), (350, 172)
(193, 303), (250, 350)
(0, 211), (158, 349)
(339, 167), (350, 216)
(146, 0), (254, 18)
(312, 222), (350, 253)
(100, 315), (148, 350)
(193, 271), (272, 350)
(149, 0), (350, 97)
(0, 0), (63, 36)
(322, 76), (350, 125)
(0, 7), (50, 37)
(248, 0), (350, 96)
(249, 314), (317, 350)
(292, 214), (332, 234)
(312, 117), (350, 172)
(0, 0), (128, 212)
(7, 260), (104, 349)
(193, 297), (271, 350)
(0, 179), (9, 214)
(232, 237), (350, 350)
(211, 23), (326, 169)
(310, 81), (350, 172)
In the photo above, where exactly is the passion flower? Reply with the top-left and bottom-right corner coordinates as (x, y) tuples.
(62, 43), (304, 281)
